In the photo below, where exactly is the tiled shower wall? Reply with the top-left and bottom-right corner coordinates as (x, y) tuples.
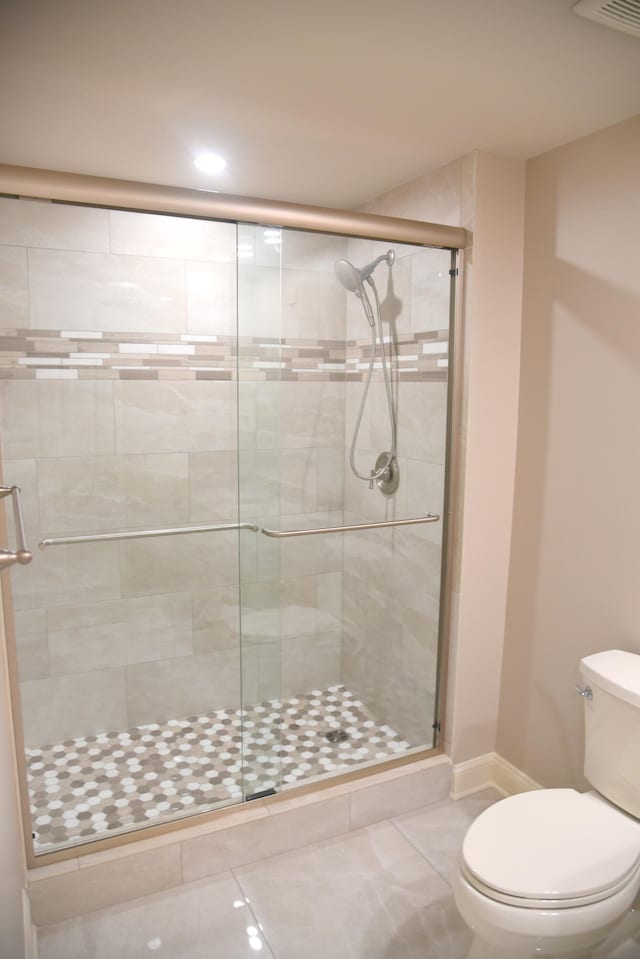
(0, 191), (453, 757)
(340, 161), (462, 746)
(236, 226), (347, 707)
(0, 198), (347, 747)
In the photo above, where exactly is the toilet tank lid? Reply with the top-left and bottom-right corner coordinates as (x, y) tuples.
(580, 649), (640, 707)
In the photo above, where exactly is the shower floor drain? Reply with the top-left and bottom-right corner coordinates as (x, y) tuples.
(325, 728), (349, 743)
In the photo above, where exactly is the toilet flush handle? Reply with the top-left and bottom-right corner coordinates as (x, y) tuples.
(575, 684), (593, 700)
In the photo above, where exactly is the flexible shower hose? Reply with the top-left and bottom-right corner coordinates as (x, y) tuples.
(349, 278), (397, 486)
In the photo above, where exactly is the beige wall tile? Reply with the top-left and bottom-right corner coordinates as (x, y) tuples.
(282, 231), (346, 272)
(109, 209), (235, 262)
(11, 542), (121, 612)
(317, 447), (345, 512)
(279, 382), (345, 448)
(186, 261), (235, 336)
(15, 630), (50, 682)
(47, 593), (193, 674)
(28, 844), (181, 925)
(0, 197), (109, 252)
(281, 269), (345, 340)
(240, 580), (280, 643)
(371, 380), (448, 465)
(238, 449), (280, 515)
(281, 631), (341, 698)
(381, 252), (412, 337)
(256, 637), (280, 702)
(38, 453), (190, 534)
(238, 381), (279, 451)
(13, 607), (46, 635)
(28, 249), (187, 333)
(20, 667), (127, 746)
(114, 380), (236, 454)
(126, 648), (241, 726)
(189, 450), (239, 520)
(405, 459), (445, 544)
(279, 448), (318, 514)
(119, 530), (239, 596)
(349, 763), (451, 830)
(411, 247), (451, 333)
(277, 515), (344, 578)
(1, 380), (115, 458)
(280, 575), (317, 637)
(0, 245), (28, 327)
(192, 586), (240, 654)
(316, 571), (342, 632)
(240, 643), (260, 705)
(181, 795), (349, 882)
(237, 264), (280, 338)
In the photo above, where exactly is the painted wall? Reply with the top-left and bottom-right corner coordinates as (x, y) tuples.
(446, 152), (526, 764)
(0, 589), (28, 958)
(497, 115), (640, 787)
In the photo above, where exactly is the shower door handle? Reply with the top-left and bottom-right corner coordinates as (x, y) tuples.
(0, 486), (33, 570)
(260, 514), (440, 538)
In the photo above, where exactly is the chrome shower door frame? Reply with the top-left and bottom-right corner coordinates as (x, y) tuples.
(0, 163), (465, 869)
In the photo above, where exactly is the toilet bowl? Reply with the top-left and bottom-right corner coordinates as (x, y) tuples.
(453, 650), (640, 957)
(453, 788), (640, 955)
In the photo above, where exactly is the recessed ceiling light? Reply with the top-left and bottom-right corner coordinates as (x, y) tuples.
(194, 152), (227, 175)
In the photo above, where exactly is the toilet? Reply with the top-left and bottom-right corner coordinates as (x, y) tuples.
(452, 649), (640, 957)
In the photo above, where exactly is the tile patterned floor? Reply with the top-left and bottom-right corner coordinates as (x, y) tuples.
(36, 789), (640, 959)
(27, 685), (411, 852)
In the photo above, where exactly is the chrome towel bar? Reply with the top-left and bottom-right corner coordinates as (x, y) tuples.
(39, 522), (260, 549)
(38, 515), (439, 549)
(260, 514), (439, 538)
(0, 485), (33, 570)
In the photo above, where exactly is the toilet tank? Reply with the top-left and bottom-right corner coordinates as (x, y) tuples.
(581, 649), (640, 819)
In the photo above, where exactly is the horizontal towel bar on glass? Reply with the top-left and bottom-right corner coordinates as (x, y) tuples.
(38, 522), (260, 549)
(260, 514), (439, 538)
(38, 515), (439, 549)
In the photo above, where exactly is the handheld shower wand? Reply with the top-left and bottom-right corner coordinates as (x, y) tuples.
(334, 250), (398, 494)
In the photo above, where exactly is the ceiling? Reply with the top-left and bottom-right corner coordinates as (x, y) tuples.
(1, 0), (639, 209)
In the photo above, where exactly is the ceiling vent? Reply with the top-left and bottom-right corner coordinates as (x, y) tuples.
(573, 0), (640, 37)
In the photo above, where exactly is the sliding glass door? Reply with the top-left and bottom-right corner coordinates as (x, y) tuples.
(0, 195), (454, 858)
(236, 226), (453, 793)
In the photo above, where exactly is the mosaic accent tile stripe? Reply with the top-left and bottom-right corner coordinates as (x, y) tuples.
(27, 685), (410, 853)
(0, 330), (448, 381)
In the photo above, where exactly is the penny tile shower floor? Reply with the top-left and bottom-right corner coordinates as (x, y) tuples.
(27, 684), (410, 852)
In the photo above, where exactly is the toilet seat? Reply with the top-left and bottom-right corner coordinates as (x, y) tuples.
(461, 789), (640, 910)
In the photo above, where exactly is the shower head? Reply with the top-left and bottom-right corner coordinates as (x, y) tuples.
(334, 249), (395, 293)
(334, 259), (363, 293)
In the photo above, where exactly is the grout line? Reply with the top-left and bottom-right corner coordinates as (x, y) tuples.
(389, 815), (455, 889)
(231, 867), (280, 959)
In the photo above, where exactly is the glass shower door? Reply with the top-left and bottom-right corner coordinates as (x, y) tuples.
(236, 225), (454, 795)
(1, 192), (454, 858)
(0, 197), (246, 854)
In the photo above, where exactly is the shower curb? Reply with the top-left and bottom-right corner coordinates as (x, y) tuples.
(28, 754), (451, 926)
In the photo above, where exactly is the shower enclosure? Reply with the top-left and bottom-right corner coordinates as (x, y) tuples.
(0, 178), (459, 861)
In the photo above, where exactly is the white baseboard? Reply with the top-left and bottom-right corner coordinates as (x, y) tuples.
(491, 754), (542, 796)
(451, 752), (541, 799)
(22, 888), (37, 959)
